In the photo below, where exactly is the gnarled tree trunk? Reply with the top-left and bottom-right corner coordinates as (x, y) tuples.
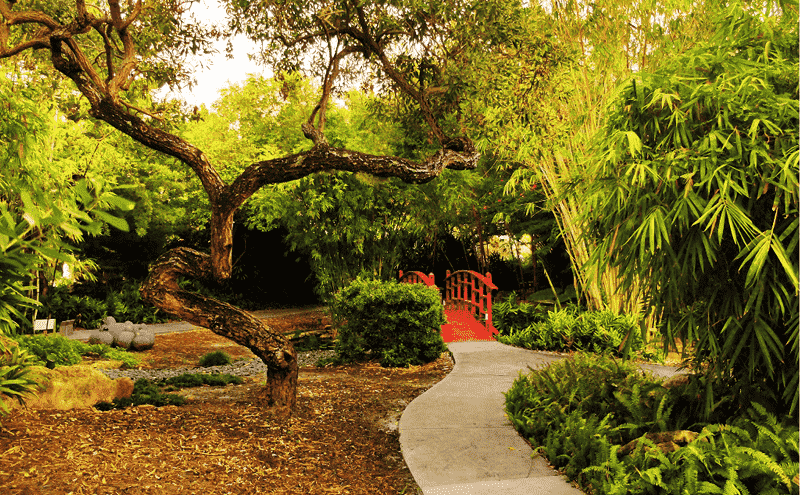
(139, 247), (298, 409)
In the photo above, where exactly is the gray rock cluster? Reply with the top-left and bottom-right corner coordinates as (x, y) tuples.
(99, 357), (270, 381)
(88, 316), (155, 351)
(96, 350), (337, 381)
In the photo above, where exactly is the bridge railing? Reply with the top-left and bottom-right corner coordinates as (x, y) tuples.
(398, 270), (437, 288)
(444, 270), (498, 329)
(400, 270), (498, 330)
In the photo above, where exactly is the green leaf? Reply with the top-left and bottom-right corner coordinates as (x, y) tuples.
(104, 193), (136, 212)
(93, 211), (130, 232)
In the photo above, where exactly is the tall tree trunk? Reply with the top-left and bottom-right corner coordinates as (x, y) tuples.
(210, 204), (236, 280)
(140, 248), (298, 409)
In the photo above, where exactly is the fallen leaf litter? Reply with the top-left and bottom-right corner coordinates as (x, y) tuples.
(0, 310), (453, 494)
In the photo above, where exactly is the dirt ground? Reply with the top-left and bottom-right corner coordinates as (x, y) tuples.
(0, 310), (453, 494)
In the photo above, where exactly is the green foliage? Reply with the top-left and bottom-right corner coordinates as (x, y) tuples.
(0, 67), (136, 336)
(0, 338), (41, 417)
(292, 331), (333, 352)
(161, 372), (242, 389)
(497, 304), (644, 357)
(11, 334), (82, 368)
(505, 353), (800, 494)
(88, 345), (140, 369)
(198, 351), (232, 367)
(44, 280), (169, 330)
(330, 278), (446, 367)
(11, 334), (140, 368)
(586, 3), (799, 416)
(586, 405), (800, 494)
(95, 378), (186, 410)
(96, 373), (243, 410)
(504, 354), (659, 447)
(493, 293), (547, 335)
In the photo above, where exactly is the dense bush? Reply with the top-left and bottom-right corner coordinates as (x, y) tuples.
(43, 280), (169, 330)
(330, 278), (446, 367)
(198, 351), (233, 367)
(11, 334), (140, 368)
(496, 304), (644, 357)
(505, 353), (799, 494)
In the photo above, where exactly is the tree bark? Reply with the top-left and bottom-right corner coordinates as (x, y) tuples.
(139, 247), (298, 409)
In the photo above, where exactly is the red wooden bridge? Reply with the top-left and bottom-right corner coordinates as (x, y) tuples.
(399, 270), (499, 342)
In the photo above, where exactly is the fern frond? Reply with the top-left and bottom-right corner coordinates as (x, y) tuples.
(750, 421), (791, 459)
(737, 446), (792, 490)
(696, 480), (725, 494)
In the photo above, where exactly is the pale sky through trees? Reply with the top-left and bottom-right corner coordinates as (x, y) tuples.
(161, 0), (268, 108)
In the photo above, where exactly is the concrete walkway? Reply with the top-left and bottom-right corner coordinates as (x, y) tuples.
(399, 341), (683, 495)
(66, 306), (327, 341)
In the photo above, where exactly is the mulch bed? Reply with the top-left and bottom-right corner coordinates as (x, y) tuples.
(0, 311), (454, 494)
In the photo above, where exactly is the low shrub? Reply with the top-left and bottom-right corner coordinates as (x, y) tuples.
(330, 278), (446, 367)
(198, 351), (233, 367)
(81, 343), (141, 369)
(11, 334), (83, 368)
(504, 353), (659, 447)
(505, 353), (800, 494)
(497, 305), (644, 357)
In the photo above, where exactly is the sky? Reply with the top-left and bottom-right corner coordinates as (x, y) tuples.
(160, 0), (269, 108)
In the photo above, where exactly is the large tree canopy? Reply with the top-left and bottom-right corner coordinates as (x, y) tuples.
(0, 0), (547, 409)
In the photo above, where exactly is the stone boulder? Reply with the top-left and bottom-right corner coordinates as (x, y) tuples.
(130, 329), (155, 351)
(115, 331), (135, 349)
(87, 331), (114, 346)
(90, 317), (156, 351)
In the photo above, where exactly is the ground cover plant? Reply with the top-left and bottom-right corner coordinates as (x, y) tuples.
(331, 278), (447, 367)
(0, 309), (452, 494)
(505, 353), (800, 494)
(10, 334), (140, 369)
(96, 373), (244, 410)
(95, 378), (187, 411)
(495, 297), (647, 358)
